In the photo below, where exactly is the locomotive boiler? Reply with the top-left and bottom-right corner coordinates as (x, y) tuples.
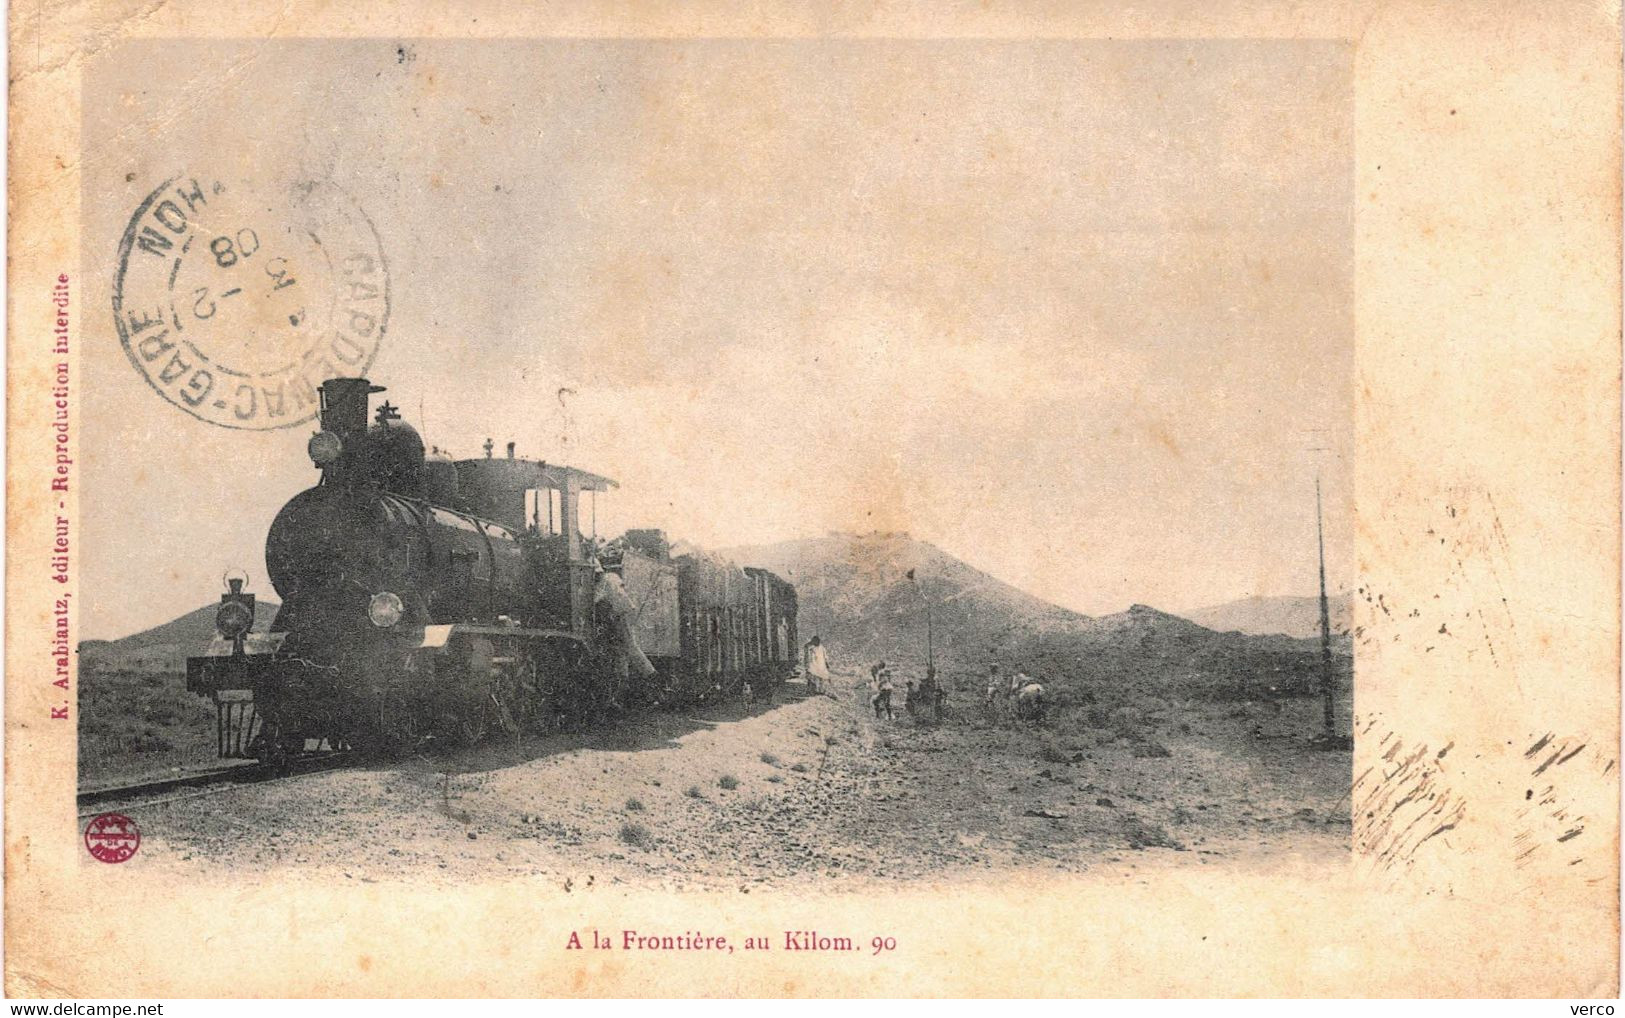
(186, 376), (799, 765)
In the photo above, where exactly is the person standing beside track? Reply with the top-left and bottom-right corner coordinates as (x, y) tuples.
(803, 635), (830, 694)
(873, 662), (895, 721)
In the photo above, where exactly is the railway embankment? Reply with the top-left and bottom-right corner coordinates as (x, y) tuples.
(120, 671), (1347, 887)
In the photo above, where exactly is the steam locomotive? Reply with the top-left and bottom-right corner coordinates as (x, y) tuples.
(186, 377), (799, 765)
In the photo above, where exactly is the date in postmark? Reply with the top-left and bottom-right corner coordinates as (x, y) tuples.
(112, 175), (389, 430)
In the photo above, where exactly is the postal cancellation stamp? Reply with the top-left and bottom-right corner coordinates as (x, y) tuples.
(112, 175), (390, 430)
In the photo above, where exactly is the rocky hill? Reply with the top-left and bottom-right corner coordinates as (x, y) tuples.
(729, 533), (1349, 705)
(1183, 593), (1353, 639)
(1021, 603), (1348, 702)
(725, 531), (1089, 666)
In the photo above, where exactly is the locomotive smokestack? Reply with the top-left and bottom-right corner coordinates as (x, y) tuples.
(318, 378), (383, 441)
(506, 441), (516, 460)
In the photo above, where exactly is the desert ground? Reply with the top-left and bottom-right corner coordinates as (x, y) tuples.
(104, 668), (1349, 887)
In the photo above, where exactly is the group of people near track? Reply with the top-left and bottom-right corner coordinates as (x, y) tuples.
(862, 660), (949, 722)
(802, 635), (1044, 723)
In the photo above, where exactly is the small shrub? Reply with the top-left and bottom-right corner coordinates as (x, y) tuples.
(1121, 813), (1183, 851)
(1110, 707), (1144, 737)
(789, 762), (809, 773)
(1131, 739), (1172, 759)
(718, 774), (739, 790)
(759, 752), (779, 766)
(619, 822), (654, 850)
(684, 785), (705, 799)
(765, 774), (784, 784)
(624, 797), (644, 812)
(1037, 739), (1071, 765)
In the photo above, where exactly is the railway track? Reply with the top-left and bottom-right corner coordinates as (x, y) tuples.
(76, 751), (352, 817)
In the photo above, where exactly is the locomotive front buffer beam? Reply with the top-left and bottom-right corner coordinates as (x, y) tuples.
(185, 633), (302, 759)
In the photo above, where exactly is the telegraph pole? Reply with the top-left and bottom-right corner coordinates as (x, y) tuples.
(1316, 474), (1335, 738)
(927, 593), (935, 671)
(907, 568), (933, 671)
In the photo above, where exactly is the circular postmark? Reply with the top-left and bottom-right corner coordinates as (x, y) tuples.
(84, 812), (141, 863)
(113, 175), (390, 430)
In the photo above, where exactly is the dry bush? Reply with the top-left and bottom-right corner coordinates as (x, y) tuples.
(1037, 738), (1072, 765)
(1131, 739), (1172, 759)
(619, 822), (655, 850)
(718, 774), (739, 790)
(1120, 812), (1183, 851)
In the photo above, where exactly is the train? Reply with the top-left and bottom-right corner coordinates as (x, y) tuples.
(186, 376), (800, 765)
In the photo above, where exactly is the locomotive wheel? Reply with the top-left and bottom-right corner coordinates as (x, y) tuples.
(492, 664), (531, 740)
(375, 686), (427, 758)
(325, 712), (351, 752)
(446, 636), (494, 747)
(528, 645), (582, 733)
(264, 733), (290, 773)
(253, 713), (295, 773)
(526, 664), (564, 735)
(512, 658), (542, 735)
(444, 708), (486, 748)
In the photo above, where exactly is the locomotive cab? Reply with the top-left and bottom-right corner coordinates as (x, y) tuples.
(454, 450), (618, 634)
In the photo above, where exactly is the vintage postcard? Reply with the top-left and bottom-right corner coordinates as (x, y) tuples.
(5, 0), (1619, 998)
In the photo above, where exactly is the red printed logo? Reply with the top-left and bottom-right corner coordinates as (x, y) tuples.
(84, 812), (140, 863)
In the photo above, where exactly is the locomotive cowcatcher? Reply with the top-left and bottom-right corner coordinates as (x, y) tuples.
(186, 377), (799, 765)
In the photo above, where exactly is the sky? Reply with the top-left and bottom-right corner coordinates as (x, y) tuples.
(81, 38), (1352, 640)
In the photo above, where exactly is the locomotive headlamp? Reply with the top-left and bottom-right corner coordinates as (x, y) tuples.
(214, 571), (256, 652)
(368, 591), (404, 629)
(215, 599), (254, 640)
(307, 430), (343, 466)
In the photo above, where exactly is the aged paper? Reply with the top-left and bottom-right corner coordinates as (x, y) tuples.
(6, 0), (1619, 998)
